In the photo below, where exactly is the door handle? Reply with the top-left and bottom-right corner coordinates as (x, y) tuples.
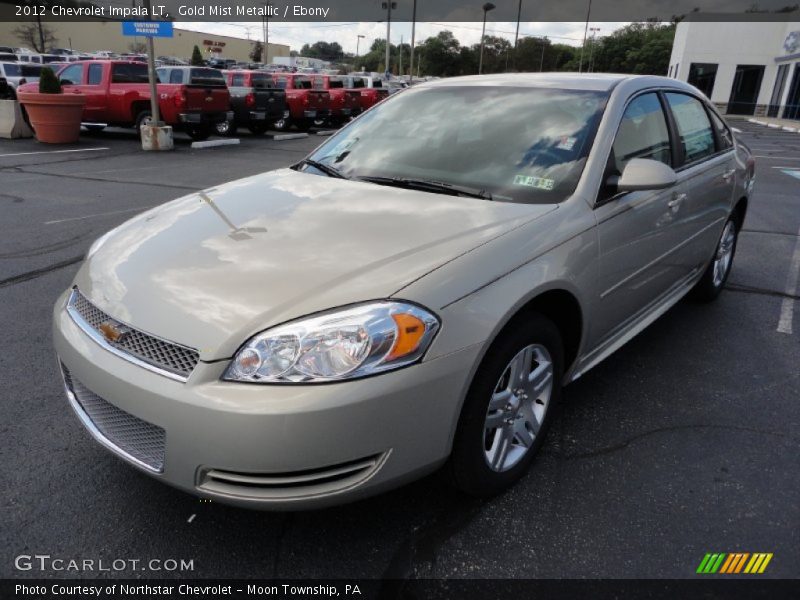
(667, 193), (687, 212)
(722, 169), (736, 181)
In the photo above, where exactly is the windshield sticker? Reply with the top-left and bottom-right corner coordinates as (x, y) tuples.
(556, 136), (577, 151)
(514, 175), (555, 190)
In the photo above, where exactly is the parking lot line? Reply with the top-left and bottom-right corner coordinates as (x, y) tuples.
(753, 155), (800, 160)
(777, 225), (800, 335)
(0, 147), (109, 158)
(44, 205), (156, 225)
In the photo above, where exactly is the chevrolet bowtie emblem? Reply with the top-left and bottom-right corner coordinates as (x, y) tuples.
(98, 320), (130, 343)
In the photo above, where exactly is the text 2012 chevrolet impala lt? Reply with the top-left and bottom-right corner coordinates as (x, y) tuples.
(54, 74), (754, 509)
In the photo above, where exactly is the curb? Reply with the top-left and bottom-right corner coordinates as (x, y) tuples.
(746, 118), (800, 133)
(316, 130), (336, 136)
(266, 132), (309, 140)
(191, 138), (240, 149)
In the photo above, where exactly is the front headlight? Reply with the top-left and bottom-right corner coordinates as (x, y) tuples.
(223, 302), (440, 383)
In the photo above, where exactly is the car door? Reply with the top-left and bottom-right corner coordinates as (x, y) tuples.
(592, 91), (687, 343)
(664, 92), (736, 274)
(81, 63), (107, 122)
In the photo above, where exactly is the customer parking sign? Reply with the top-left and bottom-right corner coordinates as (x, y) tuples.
(121, 21), (174, 38)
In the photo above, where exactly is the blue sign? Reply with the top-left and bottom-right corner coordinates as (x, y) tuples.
(122, 21), (174, 38)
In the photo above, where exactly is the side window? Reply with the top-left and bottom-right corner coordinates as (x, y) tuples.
(708, 108), (734, 150)
(231, 73), (245, 86)
(612, 93), (671, 173)
(59, 64), (83, 85)
(169, 69), (183, 84)
(87, 64), (102, 85)
(665, 93), (716, 164)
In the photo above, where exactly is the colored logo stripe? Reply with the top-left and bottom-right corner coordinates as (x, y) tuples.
(697, 552), (773, 574)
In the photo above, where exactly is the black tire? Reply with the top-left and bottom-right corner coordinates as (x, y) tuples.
(449, 313), (563, 497)
(294, 118), (313, 132)
(248, 123), (268, 136)
(215, 119), (237, 137)
(312, 117), (328, 128)
(186, 125), (211, 141)
(690, 215), (739, 302)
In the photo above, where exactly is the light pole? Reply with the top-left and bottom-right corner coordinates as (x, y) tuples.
(356, 34), (365, 58)
(409, 0), (417, 83)
(513, 0), (522, 69)
(588, 27), (600, 72)
(578, 0), (593, 73)
(478, 2), (496, 75)
(382, 2), (396, 78)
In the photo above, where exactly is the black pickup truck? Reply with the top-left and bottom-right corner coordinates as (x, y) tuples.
(218, 70), (288, 136)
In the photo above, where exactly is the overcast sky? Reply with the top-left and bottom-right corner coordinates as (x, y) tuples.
(179, 21), (629, 54)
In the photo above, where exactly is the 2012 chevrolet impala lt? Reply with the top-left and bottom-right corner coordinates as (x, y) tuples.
(53, 74), (755, 509)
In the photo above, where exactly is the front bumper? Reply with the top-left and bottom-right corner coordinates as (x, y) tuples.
(53, 291), (479, 510)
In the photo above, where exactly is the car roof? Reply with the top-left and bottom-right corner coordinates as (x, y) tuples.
(421, 72), (695, 93)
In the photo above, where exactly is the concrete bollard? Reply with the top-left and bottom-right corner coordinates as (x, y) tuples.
(140, 124), (174, 151)
(0, 100), (34, 139)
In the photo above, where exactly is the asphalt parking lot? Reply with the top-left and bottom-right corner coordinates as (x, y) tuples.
(1, 120), (799, 581)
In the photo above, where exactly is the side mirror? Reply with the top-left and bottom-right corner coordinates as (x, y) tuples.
(614, 158), (677, 192)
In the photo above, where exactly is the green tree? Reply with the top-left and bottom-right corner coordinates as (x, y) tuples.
(190, 45), (204, 66)
(250, 41), (264, 63)
(300, 41), (344, 62)
(575, 22), (676, 75)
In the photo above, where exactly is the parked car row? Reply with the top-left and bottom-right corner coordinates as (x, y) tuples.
(14, 61), (396, 141)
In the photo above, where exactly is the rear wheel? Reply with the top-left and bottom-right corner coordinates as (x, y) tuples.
(295, 119), (313, 132)
(690, 216), (739, 302)
(449, 314), (563, 497)
(272, 116), (290, 131)
(134, 110), (152, 133)
(214, 119), (237, 137)
(186, 125), (211, 141)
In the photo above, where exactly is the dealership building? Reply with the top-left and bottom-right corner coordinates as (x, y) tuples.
(669, 19), (800, 119)
(0, 20), (289, 64)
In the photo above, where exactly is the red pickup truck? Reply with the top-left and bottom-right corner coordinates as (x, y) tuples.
(340, 75), (389, 112)
(269, 73), (331, 131)
(311, 74), (361, 127)
(18, 60), (231, 141)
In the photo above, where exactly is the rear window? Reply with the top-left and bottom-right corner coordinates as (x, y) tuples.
(251, 73), (271, 88)
(350, 78), (365, 88)
(293, 77), (312, 89)
(329, 79), (344, 88)
(189, 68), (225, 86)
(111, 63), (150, 84)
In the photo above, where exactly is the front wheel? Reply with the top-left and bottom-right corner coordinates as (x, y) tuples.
(186, 125), (211, 141)
(449, 314), (563, 497)
(272, 116), (291, 131)
(690, 216), (739, 302)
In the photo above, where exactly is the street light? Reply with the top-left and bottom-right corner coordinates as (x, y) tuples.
(588, 27), (600, 73)
(356, 34), (365, 58)
(382, 2), (397, 78)
(478, 2), (496, 75)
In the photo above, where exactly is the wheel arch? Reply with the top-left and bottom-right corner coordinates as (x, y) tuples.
(732, 196), (748, 230)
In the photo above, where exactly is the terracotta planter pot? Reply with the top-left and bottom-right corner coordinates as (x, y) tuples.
(17, 91), (86, 144)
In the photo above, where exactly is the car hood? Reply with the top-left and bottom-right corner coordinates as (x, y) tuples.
(75, 169), (556, 360)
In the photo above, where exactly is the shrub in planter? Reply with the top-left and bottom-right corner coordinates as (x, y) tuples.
(17, 67), (86, 143)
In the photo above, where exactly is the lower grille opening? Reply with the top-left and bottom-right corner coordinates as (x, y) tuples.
(61, 363), (166, 473)
(198, 453), (388, 500)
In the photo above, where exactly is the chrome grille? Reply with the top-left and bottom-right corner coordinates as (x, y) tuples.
(67, 288), (199, 381)
(61, 364), (166, 473)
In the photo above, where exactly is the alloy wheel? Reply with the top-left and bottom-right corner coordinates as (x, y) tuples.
(712, 221), (736, 287)
(483, 344), (554, 472)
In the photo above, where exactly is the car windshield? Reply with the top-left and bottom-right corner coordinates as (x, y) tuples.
(307, 85), (608, 204)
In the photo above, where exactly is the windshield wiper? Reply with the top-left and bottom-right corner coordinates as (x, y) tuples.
(295, 158), (346, 179)
(358, 176), (493, 200)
